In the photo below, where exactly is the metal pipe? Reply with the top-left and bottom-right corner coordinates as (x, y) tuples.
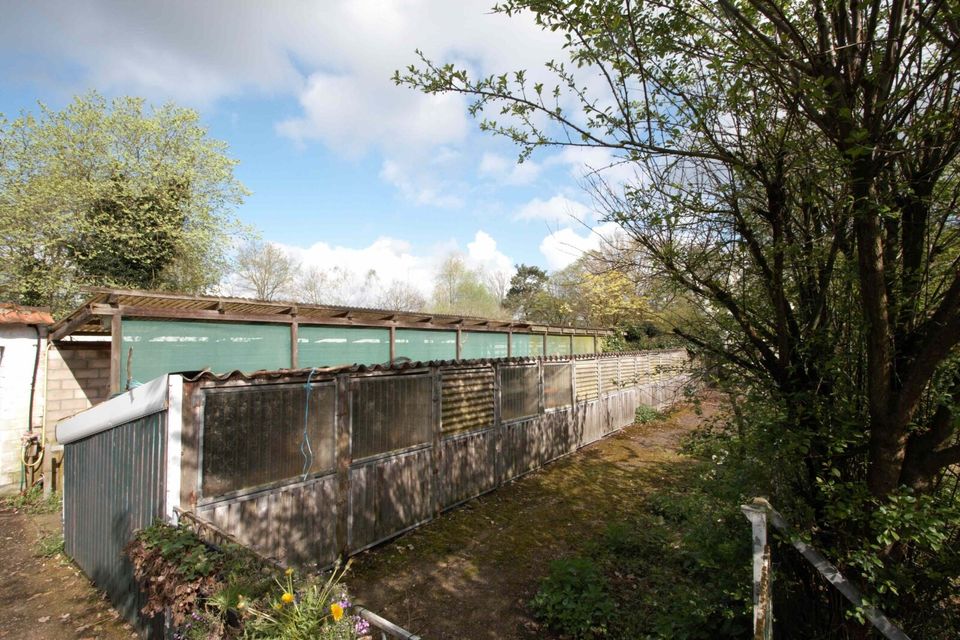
(27, 324), (41, 433)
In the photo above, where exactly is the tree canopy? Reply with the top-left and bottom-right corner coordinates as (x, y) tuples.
(0, 92), (248, 314)
(399, 1), (960, 635)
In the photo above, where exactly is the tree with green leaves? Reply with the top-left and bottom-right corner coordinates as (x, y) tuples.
(399, 1), (960, 635)
(432, 253), (504, 318)
(0, 92), (248, 314)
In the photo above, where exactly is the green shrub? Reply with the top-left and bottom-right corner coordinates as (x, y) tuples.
(531, 556), (614, 638)
(634, 405), (663, 424)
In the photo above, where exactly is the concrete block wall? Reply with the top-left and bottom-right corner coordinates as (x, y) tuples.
(45, 343), (111, 425)
(0, 326), (46, 495)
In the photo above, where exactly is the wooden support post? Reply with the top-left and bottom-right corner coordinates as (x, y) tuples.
(741, 503), (773, 640)
(455, 326), (462, 360)
(593, 333), (599, 354)
(493, 361), (503, 486)
(431, 366), (443, 517)
(542, 333), (548, 357)
(507, 330), (513, 358)
(109, 312), (122, 394)
(290, 320), (299, 369)
(335, 374), (352, 557)
(389, 325), (396, 364)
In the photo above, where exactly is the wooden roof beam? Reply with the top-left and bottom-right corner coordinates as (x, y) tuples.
(50, 306), (95, 341)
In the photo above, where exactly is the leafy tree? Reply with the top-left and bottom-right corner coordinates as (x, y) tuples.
(398, 1), (960, 635)
(503, 263), (549, 318)
(432, 253), (504, 318)
(0, 92), (248, 314)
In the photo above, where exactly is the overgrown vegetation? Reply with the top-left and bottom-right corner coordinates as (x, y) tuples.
(531, 419), (756, 640)
(126, 522), (365, 639)
(0, 486), (62, 514)
(34, 530), (64, 558)
(400, 1), (960, 635)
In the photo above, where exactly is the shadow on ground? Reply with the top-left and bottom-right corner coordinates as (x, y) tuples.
(348, 397), (722, 640)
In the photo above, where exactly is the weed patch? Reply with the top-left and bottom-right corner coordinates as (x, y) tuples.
(126, 523), (365, 639)
(1, 486), (61, 514)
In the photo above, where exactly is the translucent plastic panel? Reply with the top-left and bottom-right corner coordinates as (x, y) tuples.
(572, 335), (596, 355)
(511, 333), (544, 358)
(543, 363), (573, 409)
(202, 383), (335, 496)
(394, 329), (456, 362)
(460, 331), (509, 360)
(351, 374), (433, 459)
(546, 334), (572, 356)
(121, 319), (291, 385)
(500, 365), (540, 422)
(299, 326), (390, 367)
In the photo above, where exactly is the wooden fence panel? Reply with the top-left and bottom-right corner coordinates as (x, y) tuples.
(439, 429), (497, 509)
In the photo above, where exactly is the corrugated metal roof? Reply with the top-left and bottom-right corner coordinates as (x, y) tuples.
(179, 349), (683, 383)
(50, 286), (615, 339)
(0, 302), (53, 325)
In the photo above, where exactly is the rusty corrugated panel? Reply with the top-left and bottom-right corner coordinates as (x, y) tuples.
(441, 367), (494, 435)
(0, 302), (53, 325)
(63, 412), (165, 637)
(575, 360), (599, 401)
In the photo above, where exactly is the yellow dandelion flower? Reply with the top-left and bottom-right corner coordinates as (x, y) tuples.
(285, 567), (294, 576)
(281, 592), (295, 605)
(330, 602), (344, 621)
(273, 603), (283, 611)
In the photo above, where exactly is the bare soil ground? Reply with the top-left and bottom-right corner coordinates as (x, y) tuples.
(0, 507), (133, 640)
(349, 396), (722, 640)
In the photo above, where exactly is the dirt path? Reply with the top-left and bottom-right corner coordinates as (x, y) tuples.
(349, 397), (721, 640)
(0, 507), (133, 640)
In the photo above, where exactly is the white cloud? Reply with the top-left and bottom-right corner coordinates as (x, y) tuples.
(539, 222), (621, 270)
(259, 229), (516, 304)
(379, 159), (464, 208)
(466, 230), (513, 277)
(478, 152), (542, 185)
(515, 195), (592, 225)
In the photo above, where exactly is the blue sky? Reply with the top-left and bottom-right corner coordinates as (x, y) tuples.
(0, 0), (626, 300)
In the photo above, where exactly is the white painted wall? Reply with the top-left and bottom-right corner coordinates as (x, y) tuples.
(0, 325), (46, 495)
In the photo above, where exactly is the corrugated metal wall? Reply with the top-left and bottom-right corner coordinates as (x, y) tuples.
(183, 351), (695, 569)
(64, 412), (166, 637)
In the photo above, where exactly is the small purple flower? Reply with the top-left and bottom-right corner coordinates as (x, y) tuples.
(354, 616), (371, 635)
(338, 597), (352, 609)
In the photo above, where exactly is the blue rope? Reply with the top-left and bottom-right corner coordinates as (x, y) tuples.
(301, 368), (317, 481)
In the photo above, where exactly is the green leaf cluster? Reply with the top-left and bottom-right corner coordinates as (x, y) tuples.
(0, 92), (249, 315)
